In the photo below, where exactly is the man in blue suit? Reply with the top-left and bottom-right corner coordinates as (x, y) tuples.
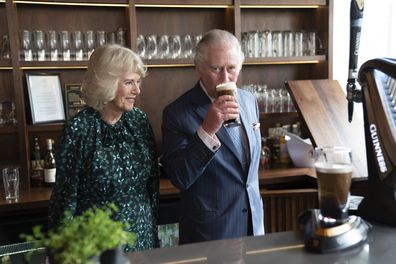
(162, 29), (264, 244)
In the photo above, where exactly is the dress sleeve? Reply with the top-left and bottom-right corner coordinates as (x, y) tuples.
(48, 121), (84, 230)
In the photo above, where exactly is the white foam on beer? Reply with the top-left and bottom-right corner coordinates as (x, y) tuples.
(314, 162), (353, 174)
(216, 82), (237, 91)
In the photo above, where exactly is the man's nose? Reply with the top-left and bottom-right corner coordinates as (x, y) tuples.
(219, 68), (230, 83)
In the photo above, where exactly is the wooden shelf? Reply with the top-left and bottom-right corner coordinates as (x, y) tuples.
(0, 60), (12, 69)
(0, 126), (18, 134)
(244, 55), (326, 65)
(20, 61), (88, 70)
(259, 166), (316, 186)
(27, 123), (64, 132)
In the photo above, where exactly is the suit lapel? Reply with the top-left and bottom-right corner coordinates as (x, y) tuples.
(239, 92), (255, 173)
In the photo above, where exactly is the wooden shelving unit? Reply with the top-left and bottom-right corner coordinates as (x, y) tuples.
(0, 0), (333, 190)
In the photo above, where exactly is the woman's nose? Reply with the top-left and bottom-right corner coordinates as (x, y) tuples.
(132, 85), (140, 95)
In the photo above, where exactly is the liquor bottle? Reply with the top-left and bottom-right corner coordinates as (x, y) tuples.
(44, 138), (56, 186)
(279, 127), (290, 164)
(31, 137), (44, 187)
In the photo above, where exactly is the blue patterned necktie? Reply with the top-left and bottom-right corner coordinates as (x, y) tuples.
(227, 125), (250, 172)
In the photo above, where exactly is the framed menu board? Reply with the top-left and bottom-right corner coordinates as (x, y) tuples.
(26, 73), (66, 124)
(64, 84), (86, 119)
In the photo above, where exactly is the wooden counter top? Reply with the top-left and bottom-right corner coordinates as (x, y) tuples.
(0, 179), (180, 213)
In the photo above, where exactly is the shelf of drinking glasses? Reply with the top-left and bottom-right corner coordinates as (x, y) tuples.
(244, 55), (325, 66)
(19, 61), (88, 70)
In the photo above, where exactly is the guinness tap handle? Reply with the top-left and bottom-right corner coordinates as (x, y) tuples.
(347, 0), (364, 122)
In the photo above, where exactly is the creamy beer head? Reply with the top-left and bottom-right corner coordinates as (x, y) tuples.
(216, 82), (237, 98)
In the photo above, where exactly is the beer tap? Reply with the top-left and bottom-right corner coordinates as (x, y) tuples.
(347, 0), (364, 122)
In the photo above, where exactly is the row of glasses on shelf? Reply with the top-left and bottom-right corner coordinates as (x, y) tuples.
(242, 84), (296, 113)
(241, 30), (322, 58)
(20, 28), (126, 61)
(137, 34), (202, 60)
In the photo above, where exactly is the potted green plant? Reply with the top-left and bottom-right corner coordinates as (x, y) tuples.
(22, 203), (136, 264)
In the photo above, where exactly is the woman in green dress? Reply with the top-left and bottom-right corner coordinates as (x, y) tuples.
(48, 44), (159, 252)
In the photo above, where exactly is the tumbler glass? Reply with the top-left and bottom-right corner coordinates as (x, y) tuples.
(259, 30), (272, 58)
(116, 28), (126, 47)
(34, 30), (46, 61)
(157, 35), (169, 59)
(145, 34), (158, 59)
(294, 31), (304, 57)
(272, 31), (283, 57)
(181, 34), (193, 59)
(137, 34), (146, 59)
(107, 32), (116, 45)
(48, 30), (59, 61)
(85, 30), (95, 59)
(2, 167), (20, 201)
(169, 35), (181, 59)
(60, 30), (71, 61)
(73, 31), (84, 61)
(96, 31), (106, 48)
(283, 31), (294, 57)
(21, 30), (33, 61)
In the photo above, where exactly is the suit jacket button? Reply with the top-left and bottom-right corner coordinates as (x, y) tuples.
(242, 208), (248, 213)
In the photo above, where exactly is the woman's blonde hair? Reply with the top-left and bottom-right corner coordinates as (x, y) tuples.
(81, 44), (147, 111)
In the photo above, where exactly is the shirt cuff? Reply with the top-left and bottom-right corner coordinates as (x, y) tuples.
(197, 126), (221, 152)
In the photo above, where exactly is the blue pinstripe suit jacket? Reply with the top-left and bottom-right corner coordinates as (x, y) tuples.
(162, 82), (265, 244)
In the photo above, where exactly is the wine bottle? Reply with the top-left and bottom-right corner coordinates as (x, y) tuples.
(31, 137), (44, 187)
(44, 138), (56, 186)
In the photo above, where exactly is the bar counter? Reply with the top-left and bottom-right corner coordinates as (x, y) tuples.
(0, 167), (317, 214)
(126, 223), (394, 263)
(0, 179), (180, 214)
(0, 167), (321, 245)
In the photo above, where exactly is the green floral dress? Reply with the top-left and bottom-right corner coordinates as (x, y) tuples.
(48, 107), (160, 252)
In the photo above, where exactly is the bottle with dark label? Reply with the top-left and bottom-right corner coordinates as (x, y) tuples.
(31, 137), (44, 187)
(44, 138), (56, 186)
